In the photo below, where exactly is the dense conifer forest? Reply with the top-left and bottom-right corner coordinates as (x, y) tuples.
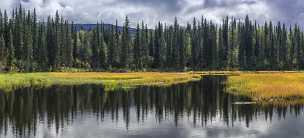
(0, 6), (304, 72)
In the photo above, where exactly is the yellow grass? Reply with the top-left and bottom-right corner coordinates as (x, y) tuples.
(0, 72), (205, 92)
(227, 72), (304, 104)
(4, 71), (304, 105)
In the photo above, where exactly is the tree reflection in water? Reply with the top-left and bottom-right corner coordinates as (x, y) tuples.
(0, 76), (303, 137)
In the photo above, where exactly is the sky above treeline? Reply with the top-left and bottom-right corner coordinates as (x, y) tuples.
(1, 0), (303, 27)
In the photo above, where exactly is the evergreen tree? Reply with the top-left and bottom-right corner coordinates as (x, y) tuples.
(134, 23), (142, 69)
(219, 16), (229, 68)
(24, 25), (33, 72)
(1, 7), (304, 72)
(0, 35), (6, 67)
(112, 20), (120, 67)
(72, 26), (80, 67)
(7, 30), (14, 70)
(121, 16), (131, 68)
(141, 23), (149, 68)
(0, 11), (2, 33)
(66, 22), (73, 67)
(91, 23), (100, 69)
(99, 33), (107, 69)
(191, 18), (198, 69)
(37, 25), (48, 70)
(172, 18), (179, 68)
(153, 22), (162, 68)
(54, 11), (61, 69)
(32, 8), (39, 64)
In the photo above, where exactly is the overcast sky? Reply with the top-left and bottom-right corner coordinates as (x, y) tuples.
(1, 0), (304, 27)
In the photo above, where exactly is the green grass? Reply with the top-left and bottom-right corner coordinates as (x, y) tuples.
(0, 72), (206, 92)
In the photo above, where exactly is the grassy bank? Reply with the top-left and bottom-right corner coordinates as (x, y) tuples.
(4, 71), (304, 105)
(227, 72), (304, 104)
(0, 72), (207, 92)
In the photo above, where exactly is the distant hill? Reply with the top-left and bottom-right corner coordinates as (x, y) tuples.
(73, 24), (137, 34)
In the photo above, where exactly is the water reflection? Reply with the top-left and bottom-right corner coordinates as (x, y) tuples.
(0, 76), (304, 138)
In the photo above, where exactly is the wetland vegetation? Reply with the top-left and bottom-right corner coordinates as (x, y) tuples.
(227, 72), (304, 104)
(3, 71), (304, 105)
(0, 72), (204, 92)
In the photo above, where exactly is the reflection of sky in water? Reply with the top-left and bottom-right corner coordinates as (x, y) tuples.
(2, 107), (303, 138)
(59, 111), (304, 138)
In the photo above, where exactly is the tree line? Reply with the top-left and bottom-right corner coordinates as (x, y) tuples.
(0, 6), (304, 72)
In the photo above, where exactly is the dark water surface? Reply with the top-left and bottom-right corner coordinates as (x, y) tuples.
(1, 76), (304, 138)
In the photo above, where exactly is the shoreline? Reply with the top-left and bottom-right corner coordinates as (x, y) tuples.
(2, 71), (304, 105)
(0, 72), (207, 92)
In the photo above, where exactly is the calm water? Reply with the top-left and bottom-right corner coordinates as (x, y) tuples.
(1, 76), (304, 138)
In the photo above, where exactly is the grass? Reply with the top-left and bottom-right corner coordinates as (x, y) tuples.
(227, 72), (304, 104)
(0, 72), (206, 92)
(3, 71), (304, 105)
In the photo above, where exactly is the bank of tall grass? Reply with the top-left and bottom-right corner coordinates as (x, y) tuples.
(0, 72), (205, 92)
(3, 71), (304, 105)
(227, 72), (304, 104)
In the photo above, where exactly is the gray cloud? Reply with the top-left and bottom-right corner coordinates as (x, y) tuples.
(1, 0), (304, 27)
(265, 0), (304, 25)
(121, 0), (184, 14)
(204, 0), (257, 8)
(0, 0), (13, 10)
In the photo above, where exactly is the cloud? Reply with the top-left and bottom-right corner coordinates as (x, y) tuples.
(1, 0), (304, 27)
(183, 0), (270, 24)
(264, 0), (304, 25)
(0, 0), (13, 10)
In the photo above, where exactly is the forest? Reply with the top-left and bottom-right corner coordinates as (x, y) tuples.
(0, 6), (304, 72)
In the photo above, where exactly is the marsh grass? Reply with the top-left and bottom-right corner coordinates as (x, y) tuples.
(6, 71), (304, 104)
(3, 71), (304, 105)
(0, 72), (206, 92)
(227, 72), (304, 104)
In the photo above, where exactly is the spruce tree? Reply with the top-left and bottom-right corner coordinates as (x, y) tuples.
(121, 16), (130, 68)
(220, 16), (229, 68)
(91, 23), (100, 69)
(37, 25), (48, 70)
(99, 33), (107, 69)
(107, 25), (115, 68)
(0, 11), (2, 33)
(134, 23), (141, 69)
(24, 25), (33, 72)
(0, 35), (6, 67)
(113, 20), (120, 67)
(141, 22), (149, 69)
(73, 27), (80, 67)
(7, 30), (15, 70)
(66, 23), (73, 67)
(191, 18), (198, 69)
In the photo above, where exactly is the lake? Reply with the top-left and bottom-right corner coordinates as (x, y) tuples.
(0, 76), (304, 138)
